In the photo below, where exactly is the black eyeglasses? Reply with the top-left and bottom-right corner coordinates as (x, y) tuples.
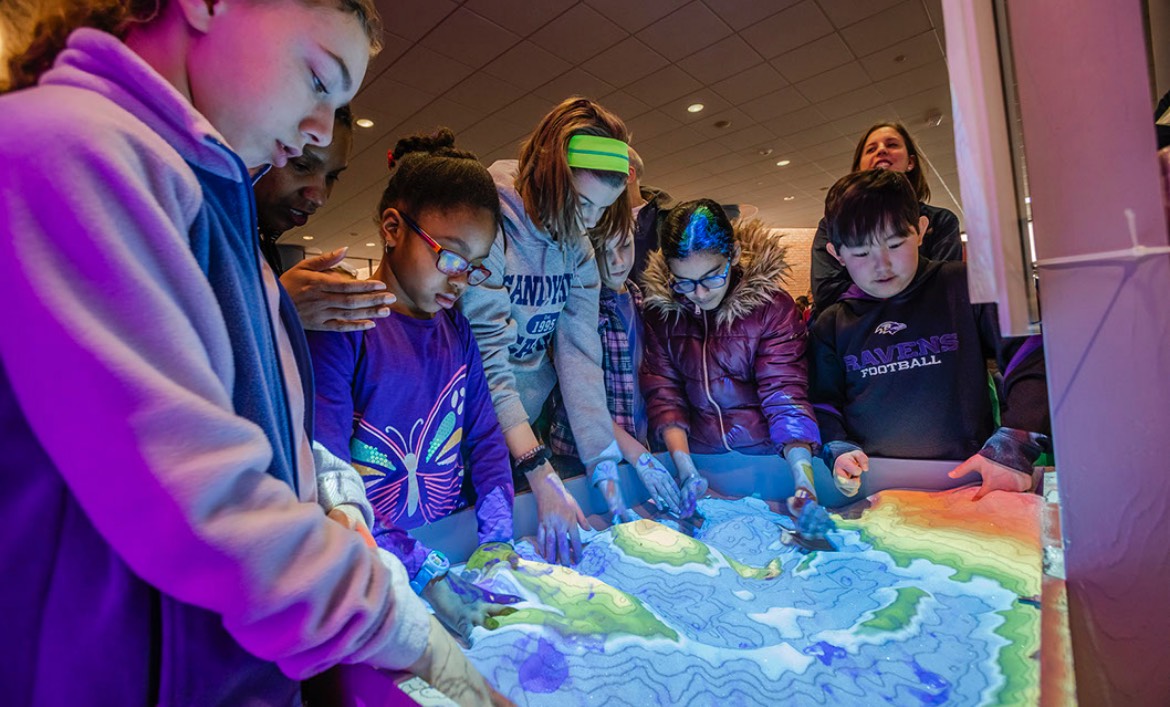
(399, 213), (491, 287)
(671, 261), (731, 294)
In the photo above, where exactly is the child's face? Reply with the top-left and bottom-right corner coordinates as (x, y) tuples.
(571, 170), (625, 231)
(380, 206), (497, 319)
(668, 249), (738, 312)
(858, 127), (915, 173)
(185, 0), (369, 168)
(828, 215), (929, 299)
(253, 121), (352, 236)
(599, 231), (635, 291)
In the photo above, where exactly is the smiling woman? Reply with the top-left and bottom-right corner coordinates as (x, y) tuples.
(810, 122), (964, 314)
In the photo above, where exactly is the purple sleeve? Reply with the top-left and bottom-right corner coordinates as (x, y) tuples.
(305, 329), (361, 463)
(753, 292), (821, 450)
(640, 309), (692, 442)
(459, 316), (514, 543)
(371, 519), (430, 581)
(974, 304), (1051, 435)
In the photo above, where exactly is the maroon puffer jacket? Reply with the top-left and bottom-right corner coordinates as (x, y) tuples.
(640, 221), (820, 455)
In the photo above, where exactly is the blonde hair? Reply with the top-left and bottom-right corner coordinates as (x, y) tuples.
(516, 96), (632, 243)
(3, 0), (382, 93)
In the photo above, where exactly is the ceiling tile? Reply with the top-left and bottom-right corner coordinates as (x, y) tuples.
(625, 65), (703, 107)
(785, 124), (846, 149)
(676, 94), (734, 124)
(421, 7), (521, 68)
(716, 123), (780, 152)
(457, 117), (533, 155)
(446, 73), (528, 114)
(636, 125), (709, 160)
(705, 150), (761, 177)
(740, 1), (834, 60)
(393, 97), (481, 137)
(711, 62), (789, 104)
(772, 33), (853, 84)
(377, 0), (457, 40)
(816, 0), (903, 29)
(534, 68), (616, 104)
(760, 105), (831, 137)
(873, 59), (949, 101)
(829, 104), (901, 138)
(585, 0), (692, 33)
(687, 106), (754, 138)
(598, 91), (655, 122)
(704, 0), (802, 31)
(860, 30), (944, 81)
(462, 0), (576, 37)
(350, 76), (436, 150)
(793, 61), (870, 103)
(531, 4), (629, 64)
(583, 37), (670, 88)
(798, 135), (855, 161)
(636, 1), (733, 62)
(361, 31), (413, 84)
(740, 85), (811, 122)
(482, 41), (573, 91)
(385, 45), (475, 94)
(678, 35), (765, 86)
(839, 1), (932, 58)
(890, 85), (951, 125)
(491, 94), (561, 129)
(815, 85), (887, 119)
(625, 109), (685, 145)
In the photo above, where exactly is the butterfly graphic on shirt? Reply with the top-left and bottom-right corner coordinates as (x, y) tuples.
(349, 366), (467, 526)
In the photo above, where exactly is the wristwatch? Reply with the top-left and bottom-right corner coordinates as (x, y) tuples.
(409, 550), (450, 595)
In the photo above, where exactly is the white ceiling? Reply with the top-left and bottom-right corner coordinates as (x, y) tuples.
(281, 0), (963, 259)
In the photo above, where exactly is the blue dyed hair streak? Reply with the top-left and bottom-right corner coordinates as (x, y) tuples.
(659, 198), (736, 260)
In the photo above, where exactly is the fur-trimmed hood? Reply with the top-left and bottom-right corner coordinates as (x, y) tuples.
(641, 219), (792, 329)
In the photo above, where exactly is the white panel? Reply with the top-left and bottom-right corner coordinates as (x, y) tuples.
(773, 33), (853, 84)
(740, 1), (834, 59)
(678, 35), (766, 85)
(636, 1), (732, 62)
(839, 0), (932, 58)
(582, 37), (670, 88)
(531, 4), (628, 64)
(421, 7), (521, 68)
(482, 41), (572, 91)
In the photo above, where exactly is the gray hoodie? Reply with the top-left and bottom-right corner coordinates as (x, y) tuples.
(461, 160), (620, 473)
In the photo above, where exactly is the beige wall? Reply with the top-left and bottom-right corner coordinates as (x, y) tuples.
(767, 227), (817, 302)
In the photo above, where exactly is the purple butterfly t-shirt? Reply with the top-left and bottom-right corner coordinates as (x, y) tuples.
(308, 308), (514, 580)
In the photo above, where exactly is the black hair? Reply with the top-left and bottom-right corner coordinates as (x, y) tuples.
(658, 198), (736, 260)
(334, 104), (354, 131)
(376, 127), (501, 228)
(823, 169), (921, 249)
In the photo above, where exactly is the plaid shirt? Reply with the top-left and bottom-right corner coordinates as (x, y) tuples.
(550, 283), (645, 457)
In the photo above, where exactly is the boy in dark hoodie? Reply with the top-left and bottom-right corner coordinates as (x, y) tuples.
(809, 170), (1050, 498)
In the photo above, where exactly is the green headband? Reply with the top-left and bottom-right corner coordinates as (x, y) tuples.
(566, 135), (630, 174)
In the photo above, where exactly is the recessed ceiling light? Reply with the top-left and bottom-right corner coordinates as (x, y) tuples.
(355, 118), (374, 128)
(713, 119), (731, 129)
(776, 159), (791, 167)
(783, 196), (796, 201)
(687, 103), (705, 113)
(758, 148), (773, 156)
(302, 235), (314, 240)
(894, 54), (907, 63)
(366, 242), (376, 247)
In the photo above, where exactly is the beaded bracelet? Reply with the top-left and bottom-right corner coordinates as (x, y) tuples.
(512, 444), (551, 476)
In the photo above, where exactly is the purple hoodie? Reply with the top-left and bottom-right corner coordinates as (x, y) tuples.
(0, 29), (428, 705)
